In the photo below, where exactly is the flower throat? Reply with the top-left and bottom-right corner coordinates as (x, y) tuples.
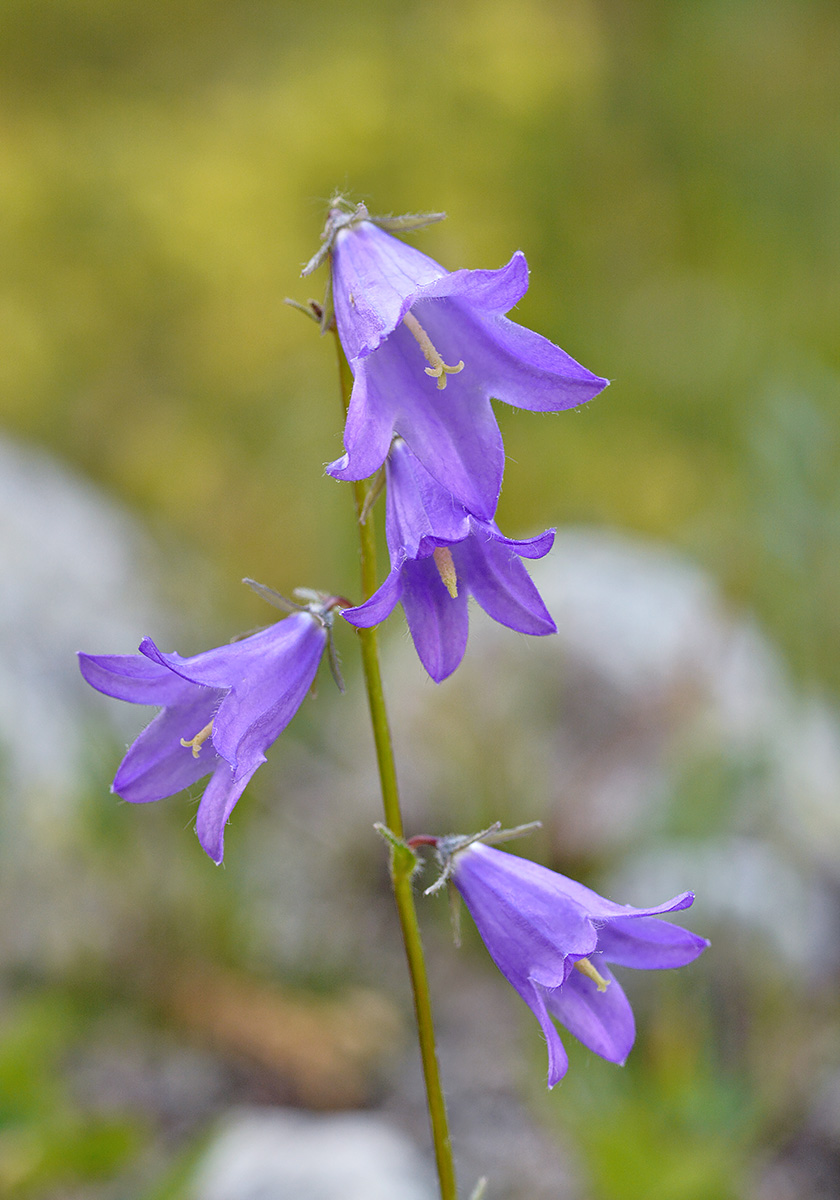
(402, 310), (464, 389)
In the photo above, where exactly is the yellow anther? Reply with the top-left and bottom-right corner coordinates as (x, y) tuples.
(180, 720), (214, 759)
(402, 311), (464, 391)
(574, 957), (610, 993)
(433, 546), (458, 598)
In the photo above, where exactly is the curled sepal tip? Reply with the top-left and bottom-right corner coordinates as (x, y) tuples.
(243, 577), (306, 614)
(469, 1179), (488, 1200)
(478, 820), (543, 847)
(283, 297), (323, 325)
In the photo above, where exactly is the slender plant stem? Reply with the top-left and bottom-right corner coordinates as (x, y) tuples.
(333, 330), (458, 1200)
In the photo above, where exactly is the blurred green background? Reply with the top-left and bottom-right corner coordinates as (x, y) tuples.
(1, 1), (838, 1197)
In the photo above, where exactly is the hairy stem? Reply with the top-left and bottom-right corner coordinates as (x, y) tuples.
(333, 330), (457, 1200)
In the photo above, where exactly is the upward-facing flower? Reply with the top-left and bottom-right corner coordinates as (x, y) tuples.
(307, 202), (608, 520)
(79, 601), (335, 863)
(341, 438), (556, 681)
(422, 831), (708, 1086)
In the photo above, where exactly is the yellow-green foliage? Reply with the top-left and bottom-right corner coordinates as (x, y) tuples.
(1, 0), (837, 675)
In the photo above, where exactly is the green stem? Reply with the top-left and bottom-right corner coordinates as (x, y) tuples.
(333, 331), (458, 1200)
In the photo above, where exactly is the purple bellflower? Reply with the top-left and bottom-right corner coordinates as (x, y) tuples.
(79, 601), (336, 863)
(341, 438), (556, 682)
(422, 831), (708, 1086)
(307, 202), (608, 520)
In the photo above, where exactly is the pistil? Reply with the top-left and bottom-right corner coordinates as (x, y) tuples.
(403, 311), (464, 390)
(180, 720), (214, 758)
(574, 957), (610, 992)
(433, 547), (459, 598)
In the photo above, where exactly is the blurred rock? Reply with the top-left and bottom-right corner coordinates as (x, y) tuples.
(376, 529), (839, 863)
(0, 436), (181, 972)
(190, 1108), (436, 1200)
(0, 434), (171, 817)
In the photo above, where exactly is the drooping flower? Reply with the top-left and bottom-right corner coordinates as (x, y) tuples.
(308, 202), (608, 520)
(341, 438), (555, 681)
(425, 832), (708, 1086)
(79, 604), (334, 863)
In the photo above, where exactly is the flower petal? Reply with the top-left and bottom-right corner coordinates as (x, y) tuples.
(332, 229), (530, 362)
(78, 651), (193, 706)
(454, 844), (598, 988)
(542, 964), (636, 1065)
(527, 979), (571, 1089)
(454, 526), (556, 636)
(399, 557), (469, 682)
(210, 616), (327, 768)
(113, 690), (221, 803)
(350, 324), (505, 519)
(486, 524), (557, 561)
(194, 759), (255, 865)
(138, 614), (320, 688)
(412, 251), (530, 314)
(541, 871), (698, 924)
(341, 562), (405, 629)
(422, 301), (609, 413)
(332, 222), (448, 361)
(394, 386), (503, 521)
(327, 357), (400, 484)
(597, 915), (710, 970)
(385, 439), (470, 559)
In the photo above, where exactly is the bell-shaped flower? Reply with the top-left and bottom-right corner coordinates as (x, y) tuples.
(78, 608), (330, 863)
(429, 834), (708, 1086)
(341, 438), (556, 682)
(311, 203), (608, 520)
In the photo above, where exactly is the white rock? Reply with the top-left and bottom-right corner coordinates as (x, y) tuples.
(0, 434), (170, 814)
(191, 1108), (436, 1200)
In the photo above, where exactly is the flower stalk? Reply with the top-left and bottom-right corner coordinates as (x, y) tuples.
(334, 330), (458, 1200)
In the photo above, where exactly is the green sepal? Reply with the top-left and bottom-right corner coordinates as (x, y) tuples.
(359, 466), (386, 524)
(374, 823), (419, 884)
(302, 199), (447, 279)
(371, 211), (446, 233)
(318, 269), (335, 334)
(283, 296), (323, 324)
(447, 879), (462, 948)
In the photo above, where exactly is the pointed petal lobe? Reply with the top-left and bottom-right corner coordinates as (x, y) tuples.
(542, 965), (636, 1064)
(597, 915), (710, 970)
(399, 557), (469, 682)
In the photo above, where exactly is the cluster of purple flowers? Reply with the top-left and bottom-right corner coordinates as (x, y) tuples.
(325, 205), (608, 680)
(80, 202), (705, 1083)
(81, 204), (606, 849)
